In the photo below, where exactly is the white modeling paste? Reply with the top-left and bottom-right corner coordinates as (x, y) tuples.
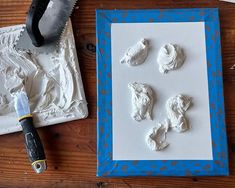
(120, 39), (149, 66)
(0, 20), (88, 135)
(47, 1), (54, 8)
(0, 94), (9, 114)
(157, 44), (185, 74)
(166, 94), (192, 133)
(146, 121), (169, 151)
(128, 82), (154, 122)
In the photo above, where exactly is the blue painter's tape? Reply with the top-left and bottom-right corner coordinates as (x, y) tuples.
(96, 8), (229, 177)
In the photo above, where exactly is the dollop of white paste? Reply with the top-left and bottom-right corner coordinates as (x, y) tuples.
(146, 121), (169, 151)
(128, 82), (154, 121)
(0, 20), (88, 128)
(120, 39), (149, 66)
(157, 44), (185, 73)
(166, 94), (192, 133)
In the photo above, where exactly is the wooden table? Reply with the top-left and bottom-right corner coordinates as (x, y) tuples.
(0, 0), (235, 187)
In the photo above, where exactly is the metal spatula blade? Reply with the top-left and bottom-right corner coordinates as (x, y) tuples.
(15, 0), (77, 53)
(14, 92), (31, 118)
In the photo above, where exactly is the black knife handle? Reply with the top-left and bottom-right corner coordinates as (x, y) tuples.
(26, 0), (50, 47)
(20, 117), (47, 173)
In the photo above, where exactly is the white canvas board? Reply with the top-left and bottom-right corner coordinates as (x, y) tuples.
(111, 22), (213, 160)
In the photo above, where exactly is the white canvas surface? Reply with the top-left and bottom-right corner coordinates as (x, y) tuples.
(111, 22), (213, 160)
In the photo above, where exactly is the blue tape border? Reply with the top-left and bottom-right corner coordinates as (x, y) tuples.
(96, 8), (229, 177)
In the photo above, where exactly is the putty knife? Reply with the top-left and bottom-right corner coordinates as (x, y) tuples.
(15, 0), (77, 53)
(14, 91), (46, 174)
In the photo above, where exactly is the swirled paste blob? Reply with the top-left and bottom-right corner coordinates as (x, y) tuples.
(146, 121), (169, 151)
(166, 94), (192, 133)
(128, 82), (154, 121)
(120, 39), (149, 66)
(157, 44), (185, 73)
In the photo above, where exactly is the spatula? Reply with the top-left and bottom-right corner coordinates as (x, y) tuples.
(14, 91), (47, 174)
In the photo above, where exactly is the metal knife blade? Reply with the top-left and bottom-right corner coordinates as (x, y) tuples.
(14, 92), (31, 118)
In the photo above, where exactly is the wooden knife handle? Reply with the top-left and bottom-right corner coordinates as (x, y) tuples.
(20, 117), (47, 173)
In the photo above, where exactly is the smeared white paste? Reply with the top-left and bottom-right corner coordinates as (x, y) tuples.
(128, 82), (154, 121)
(0, 20), (88, 134)
(47, 1), (54, 8)
(146, 121), (169, 151)
(157, 44), (185, 73)
(0, 94), (9, 114)
(120, 39), (149, 66)
(166, 94), (192, 133)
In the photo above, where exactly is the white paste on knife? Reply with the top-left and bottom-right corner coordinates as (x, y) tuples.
(47, 1), (54, 8)
(146, 121), (169, 151)
(157, 44), (185, 73)
(0, 20), (88, 135)
(166, 94), (192, 133)
(120, 39), (149, 66)
(128, 82), (154, 121)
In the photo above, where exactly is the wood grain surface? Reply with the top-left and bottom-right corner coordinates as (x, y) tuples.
(0, 0), (235, 187)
